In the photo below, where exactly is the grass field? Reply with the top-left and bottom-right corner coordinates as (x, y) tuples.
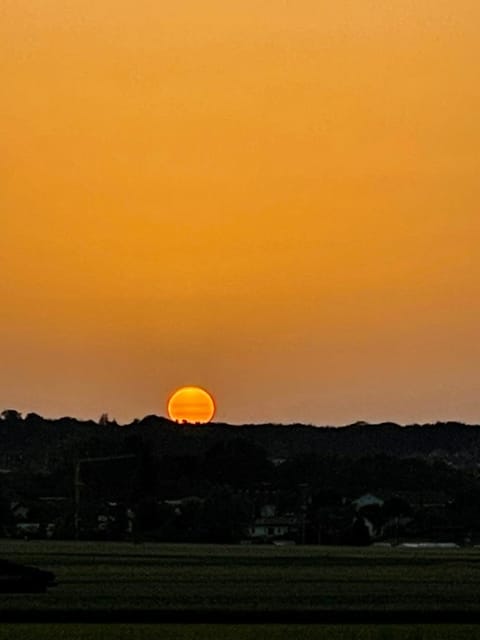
(1, 625), (480, 640)
(1, 540), (480, 614)
(3, 542), (480, 638)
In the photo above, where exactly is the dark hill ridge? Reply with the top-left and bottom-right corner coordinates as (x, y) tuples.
(1, 412), (480, 472)
(137, 418), (480, 461)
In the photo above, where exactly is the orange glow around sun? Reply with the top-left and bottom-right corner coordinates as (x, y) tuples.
(167, 386), (216, 424)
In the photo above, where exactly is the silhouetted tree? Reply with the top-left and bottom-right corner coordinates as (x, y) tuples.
(203, 439), (272, 488)
(383, 496), (412, 519)
(1, 409), (22, 422)
(350, 516), (371, 546)
(202, 487), (253, 542)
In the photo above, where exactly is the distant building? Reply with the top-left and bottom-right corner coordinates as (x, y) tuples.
(268, 457), (287, 467)
(249, 516), (299, 542)
(352, 494), (384, 511)
(164, 496), (204, 515)
(259, 504), (276, 518)
(10, 501), (29, 521)
(15, 522), (41, 539)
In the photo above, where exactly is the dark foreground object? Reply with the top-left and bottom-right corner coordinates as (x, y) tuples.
(0, 559), (56, 593)
(1, 610), (480, 624)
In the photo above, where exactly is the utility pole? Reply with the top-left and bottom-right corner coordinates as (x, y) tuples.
(298, 483), (309, 545)
(74, 454), (136, 540)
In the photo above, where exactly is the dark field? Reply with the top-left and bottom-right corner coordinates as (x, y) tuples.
(3, 542), (480, 638)
(2, 541), (480, 614)
(1, 625), (480, 640)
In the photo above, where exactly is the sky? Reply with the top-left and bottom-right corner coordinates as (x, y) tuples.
(2, 1), (480, 425)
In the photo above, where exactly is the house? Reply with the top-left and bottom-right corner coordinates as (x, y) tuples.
(10, 501), (29, 521)
(164, 496), (204, 516)
(250, 515), (299, 542)
(352, 494), (384, 511)
(259, 504), (276, 518)
(15, 522), (41, 538)
(268, 457), (287, 467)
(400, 491), (449, 509)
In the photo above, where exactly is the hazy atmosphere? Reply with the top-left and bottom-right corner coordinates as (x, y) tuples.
(2, 1), (480, 425)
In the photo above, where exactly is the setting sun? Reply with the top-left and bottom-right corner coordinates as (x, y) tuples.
(167, 386), (216, 424)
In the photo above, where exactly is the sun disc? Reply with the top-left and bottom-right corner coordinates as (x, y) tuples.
(167, 386), (216, 424)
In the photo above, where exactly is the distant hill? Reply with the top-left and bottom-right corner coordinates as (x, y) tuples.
(1, 411), (480, 472)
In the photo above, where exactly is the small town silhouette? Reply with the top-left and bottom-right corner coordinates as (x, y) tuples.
(1, 410), (479, 547)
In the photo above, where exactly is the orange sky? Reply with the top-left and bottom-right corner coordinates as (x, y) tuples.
(2, 1), (480, 425)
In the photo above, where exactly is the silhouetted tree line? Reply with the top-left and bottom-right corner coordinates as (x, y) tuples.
(3, 410), (480, 543)
(3, 410), (480, 469)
